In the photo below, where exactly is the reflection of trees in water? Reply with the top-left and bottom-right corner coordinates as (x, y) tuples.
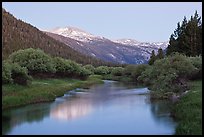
(2, 115), (11, 135)
(2, 103), (50, 135)
(50, 96), (93, 120)
(149, 100), (175, 124)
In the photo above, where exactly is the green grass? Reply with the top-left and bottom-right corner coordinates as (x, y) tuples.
(2, 75), (103, 109)
(172, 80), (202, 135)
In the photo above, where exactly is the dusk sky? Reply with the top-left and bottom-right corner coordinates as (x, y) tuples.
(2, 2), (202, 42)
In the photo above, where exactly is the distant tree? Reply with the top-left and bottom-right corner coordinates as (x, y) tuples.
(148, 50), (156, 65)
(157, 48), (164, 59)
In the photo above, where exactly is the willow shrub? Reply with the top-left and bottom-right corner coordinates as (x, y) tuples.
(53, 57), (75, 73)
(2, 61), (12, 84)
(53, 57), (91, 78)
(2, 60), (32, 85)
(138, 53), (196, 95)
(9, 48), (56, 73)
(189, 56), (202, 80)
(130, 64), (149, 82)
(83, 64), (95, 74)
(94, 66), (111, 75)
(111, 67), (124, 76)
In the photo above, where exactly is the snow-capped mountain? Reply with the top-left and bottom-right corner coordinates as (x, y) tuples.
(45, 26), (169, 64)
(47, 27), (105, 43)
(114, 39), (168, 48)
(114, 39), (140, 46)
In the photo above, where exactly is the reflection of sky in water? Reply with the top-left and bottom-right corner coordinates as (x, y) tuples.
(2, 81), (176, 135)
(50, 97), (93, 121)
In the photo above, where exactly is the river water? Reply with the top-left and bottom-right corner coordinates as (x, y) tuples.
(2, 80), (177, 135)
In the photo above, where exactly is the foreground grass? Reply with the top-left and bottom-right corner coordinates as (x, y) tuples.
(172, 80), (202, 135)
(2, 75), (103, 109)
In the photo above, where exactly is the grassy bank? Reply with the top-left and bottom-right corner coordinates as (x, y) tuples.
(2, 75), (103, 109)
(172, 80), (202, 135)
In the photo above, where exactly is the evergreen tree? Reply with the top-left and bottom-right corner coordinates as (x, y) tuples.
(157, 48), (164, 59)
(148, 50), (156, 65)
(166, 11), (202, 56)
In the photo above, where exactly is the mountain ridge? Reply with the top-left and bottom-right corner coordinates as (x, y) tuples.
(2, 8), (116, 67)
(45, 26), (168, 64)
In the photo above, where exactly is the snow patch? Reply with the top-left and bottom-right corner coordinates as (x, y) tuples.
(108, 53), (116, 59)
(91, 53), (96, 57)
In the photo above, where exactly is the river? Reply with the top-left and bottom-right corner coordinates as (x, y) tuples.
(2, 80), (177, 135)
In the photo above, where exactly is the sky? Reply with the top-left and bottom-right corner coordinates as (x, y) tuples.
(2, 2), (202, 42)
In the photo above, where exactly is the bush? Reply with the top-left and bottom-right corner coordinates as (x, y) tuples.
(53, 57), (91, 78)
(138, 53), (196, 96)
(53, 57), (74, 73)
(94, 66), (111, 75)
(111, 67), (124, 76)
(131, 64), (149, 81)
(78, 67), (92, 78)
(2, 60), (32, 85)
(189, 56), (202, 80)
(123, 65), (136, 76)
(11, 63), (32, 85)
(122, 64), (149, 82)
(68, 60), (81, 75)
(2, 61), (12, 84)
(9, 48), (56, 73)
(83, 64), (95, 74)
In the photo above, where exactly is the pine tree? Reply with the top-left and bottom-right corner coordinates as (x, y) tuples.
(166, 11), (202, 56)
(157, 48), (164, 59)
(148, 50), (156, 65)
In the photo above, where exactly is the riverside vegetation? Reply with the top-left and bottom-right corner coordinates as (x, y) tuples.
(2, 11), (202, 135)
(2, 48), (202, 135)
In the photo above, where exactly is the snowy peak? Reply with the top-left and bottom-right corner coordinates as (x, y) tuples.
(114, 38), (168, 49)
(47, 26), (103, 42)
(114, 39), (140, 45)
(45, 26), (170, 64)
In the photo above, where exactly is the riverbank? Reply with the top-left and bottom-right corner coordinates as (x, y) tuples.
(2, 75), (103, 109)
(172, 80), (202, 135)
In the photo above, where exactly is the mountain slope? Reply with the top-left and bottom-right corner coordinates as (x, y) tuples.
(2, 8), (115, 67)
(46, 27), (168, 64)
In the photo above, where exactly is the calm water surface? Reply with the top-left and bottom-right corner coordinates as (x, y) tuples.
(2, 80), (177, 135)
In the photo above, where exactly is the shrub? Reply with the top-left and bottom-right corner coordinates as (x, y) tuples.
(138, 53), (196, 96)
(83, 64), (95, 74)
(53, 57), (74, 73)
(123, 65), (136, 76)
(2, 60), (32, 85)
(2, 61), (12, 84)
(9, 48), (56, 73)
(68, 60), (81, 74)
(11, 62), (32, 85)
(77, 66), (92, 78)
(111, 67), (124, 76)
(53, 57), (91, 78)
(131, 64), (149, 81)
(189, 56), (202, 80)
(94, 66), (110, 75)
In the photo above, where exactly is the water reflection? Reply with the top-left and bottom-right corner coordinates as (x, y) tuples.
(149, 100), (176, 130)
(50, 96), (93, 120)
(2, 103), (50, 135)
(2, 81), (176, 135)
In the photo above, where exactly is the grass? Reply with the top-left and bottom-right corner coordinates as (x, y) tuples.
(2, 75), (103, 109)
(172, 80), (202, 135)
